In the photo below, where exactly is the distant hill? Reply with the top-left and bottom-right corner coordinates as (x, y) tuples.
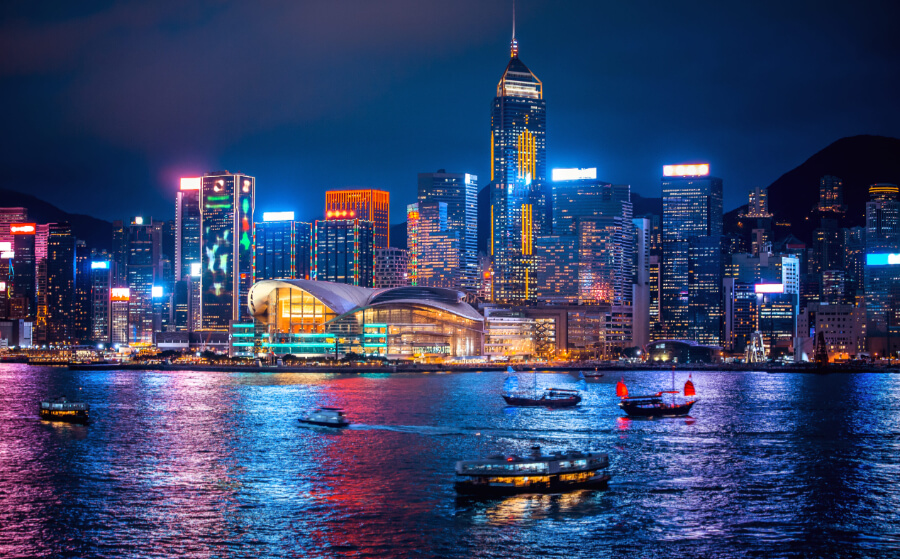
(727, 135), (900, 244)
(0, 188), (113, 251)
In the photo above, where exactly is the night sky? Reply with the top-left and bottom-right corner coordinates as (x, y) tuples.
(2, 0), (898, 224)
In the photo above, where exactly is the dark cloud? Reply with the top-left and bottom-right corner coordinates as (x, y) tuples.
(1, 0), (898, 224)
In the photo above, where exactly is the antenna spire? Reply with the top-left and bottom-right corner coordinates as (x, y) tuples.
(510, 0), (519, 58)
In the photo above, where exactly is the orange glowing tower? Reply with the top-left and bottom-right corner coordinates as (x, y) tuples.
(325, 189), (390, 250)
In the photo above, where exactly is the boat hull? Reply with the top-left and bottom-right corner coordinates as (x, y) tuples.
(39, 410), (89, 424)
(455, 473), (610, 497)
(298, 418), (349, 428)
(618, 399), (696, 418)
(503, 395), (581, 408)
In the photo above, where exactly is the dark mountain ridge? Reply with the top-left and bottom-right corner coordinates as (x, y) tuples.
(0, 188), (113, 251)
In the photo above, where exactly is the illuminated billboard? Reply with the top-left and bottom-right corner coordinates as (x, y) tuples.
(191, 262), (202, 277)
(326, 210), (356, 219)
(111, 288), (131, 302)
(10, 223), (36, 235)
(663, 164), (710, 177)
(91, 261), (110, 270)
(180, 177), (201, 190)
(133, 216), (144, 225)
(0, 242), (10, 252)
(263, 211), (295, 222)
(152, 285), (164, 298)
(755, 283), (784, 294)
(552, 168), (597, 181)
(0, 281), (5, 291)
(867, 253), (900, 266)
(0, 252), (13, 259)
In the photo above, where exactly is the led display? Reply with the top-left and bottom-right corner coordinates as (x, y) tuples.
(180, 177), (201, 190)
(10, 223), (36, 235)
(91, 261), (110, 269)
(111, 288), (131, 301)
(0, 242), (10, 252)
(754, 283), (784, 293)
(263, 211), (295, 222)
(551, 168), (597, 181)
(152, 285), (164, 298)
(0, 252), (13, 259)
(663, 164), (710, 177)
(866, 253), (900, 266)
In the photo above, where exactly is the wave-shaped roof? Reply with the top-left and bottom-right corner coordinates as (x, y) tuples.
(248, 280), (483, 322)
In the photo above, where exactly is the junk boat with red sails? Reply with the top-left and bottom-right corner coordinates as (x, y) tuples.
(455, 445), (610, 497)
(502, 367), (581, 408)
(616, 372), (698, 418)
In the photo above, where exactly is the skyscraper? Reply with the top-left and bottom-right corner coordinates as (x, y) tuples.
(175, 178), (202, 281)
(490, 25), (547, 303)
(819, 175), (845, 214)
(0, 208), (27, 245)
(253, 212), (312, 282)
(864, 183), (900, 356)
(406, 203), (419, 286)
(200, 171), (255, 330)
(325, 189), (389, 250)
(90, 258), (113, 343)
(45, 223), (76, 344)
(417, 171), (478, 289)
(374, 247), (409, 288)
(126, 217), (159, 343)
(661, 164), (724, 344)
(73, 239), (92, 342)
(313, 218), (374, 287)
(11, 222), (36, 318)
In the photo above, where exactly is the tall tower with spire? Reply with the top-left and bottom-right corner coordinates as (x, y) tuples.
(489, 10), (547, 303)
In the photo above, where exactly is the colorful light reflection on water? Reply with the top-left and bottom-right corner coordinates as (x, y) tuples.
(1, 366), (899, 557)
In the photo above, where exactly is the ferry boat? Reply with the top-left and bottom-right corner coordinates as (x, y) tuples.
(503, 366), (581, 408)
(298, 407), (350, 428)
(616, 374), (698, 418)
(39, 397), (90, 424)
(455, 445), (610, 497)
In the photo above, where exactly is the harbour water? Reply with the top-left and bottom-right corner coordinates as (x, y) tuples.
(1, 365), (899, 557)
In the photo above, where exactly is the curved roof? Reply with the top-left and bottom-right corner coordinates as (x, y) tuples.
(247, 280), (483, 322)
(248, 279), (375, 317)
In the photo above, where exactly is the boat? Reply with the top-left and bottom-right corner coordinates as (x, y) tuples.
(298, 407), (350, 428)
(39, 397), (90, 424)
(578, 370), (604, 382)
(455, 445), (610, 497)
(503, 367), (581, 407)
(616, 373), (698, 418)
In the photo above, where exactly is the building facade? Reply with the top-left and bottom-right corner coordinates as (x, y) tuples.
(374, 247), (409, 288)
(865, 183), (900, 356)
(200, 171), (255, 330)
(417, 171), (478, 289)
(325, 189), (390, 250)
(313, 218), (375, 287)
(253, 212), (312, 282)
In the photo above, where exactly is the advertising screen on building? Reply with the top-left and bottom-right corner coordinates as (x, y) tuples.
(663, 164), (710, 177)
(754, 283), (784, 293)
(552, 168), (597, 181)
(0, 242), (10, 252)
(111, 288), (131, 301)
(191, 262), (202, 277)
(263, 211), (295, 222)
(867, 253), (900, 266)
(91, 261), (110, 269)
(152, 285), (164, 298)
(180, 177), (201, 190)
(10, 223), (36, 235)
(0, 251), (12, 259)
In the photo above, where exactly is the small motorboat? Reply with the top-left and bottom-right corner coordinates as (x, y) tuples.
(298, 407), (350, 428)
(455, 445), (610, 497)
(40, 397), (89, 424)
(578, 370), (604, 382)
(616, 374), (698, 418)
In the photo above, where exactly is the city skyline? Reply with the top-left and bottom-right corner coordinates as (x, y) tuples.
(2, 1), (899, 224)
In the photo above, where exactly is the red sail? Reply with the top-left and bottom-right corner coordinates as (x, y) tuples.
(684, 374), (696, 397)
(616, 378), (628, 398)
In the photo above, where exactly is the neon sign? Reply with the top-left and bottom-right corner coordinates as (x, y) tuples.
(663, 164), (710, 177)
(10, 223), (36, 235)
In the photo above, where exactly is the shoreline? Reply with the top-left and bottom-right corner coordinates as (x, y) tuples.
(50, 362), (900, 374)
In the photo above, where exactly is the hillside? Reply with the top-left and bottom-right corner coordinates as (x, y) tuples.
(0, 188), (113, 251)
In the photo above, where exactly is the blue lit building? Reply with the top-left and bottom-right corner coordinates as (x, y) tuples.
(313, 218), (374, 287)
(417, 171), (478, 290)
(864, 183), (900, 356)
(661, 164), (724, 345)
(253, 212), (312, 282)
(200, 171), (255, 330)
(489, 31), (548, 303)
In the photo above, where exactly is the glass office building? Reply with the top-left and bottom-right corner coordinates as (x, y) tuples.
(490, 34), (548, 303)
(661, 165), (723, 344)
(325, 190), (390, 250)
(865, 183), (900, 356)
(253, 212), (312, 282)
(417, 171), (478, 290)
(313, 218), (375, 287)
(200, 171), (255, 330)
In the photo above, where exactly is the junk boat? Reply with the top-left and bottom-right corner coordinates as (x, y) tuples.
(503, 366), (581, 408)
(455, 445), (610, 497)
(39, 397), (90, 424)
(616, 373), (698, 418)
(298, 407), (350, 428)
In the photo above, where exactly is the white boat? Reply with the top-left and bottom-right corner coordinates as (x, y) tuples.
(298, 407), (350, 428)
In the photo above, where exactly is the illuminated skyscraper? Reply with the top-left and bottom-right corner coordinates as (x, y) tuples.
(313, 218), (374, 287)
(417, 171), (478, 289)
(819, 175), (845, 214)
(125, 216), (160, 343)
(325, 190), (389, 250)
(73, 239), (92, 342)
(661, 164), (724, 345)
(11, 223), (36, 318)
(374, 247), (409, 288)
(0, 208), (27, 245)
(253, 212), (312, 282)
(90, 258), (113, 343)
(45, 223), (76, 344)
(175, 178), (202, 281)
(406, 204), (419, 286)
(200, 171), (255, 330)
(864, 183), (900, 356)
(489, 26), (547, 303)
